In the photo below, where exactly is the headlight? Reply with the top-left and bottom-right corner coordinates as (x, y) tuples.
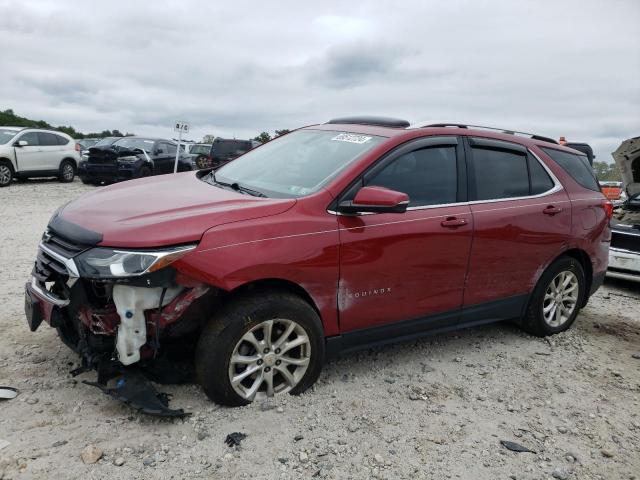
(75, 245), (196, 278)
(118, 156), (139, 163)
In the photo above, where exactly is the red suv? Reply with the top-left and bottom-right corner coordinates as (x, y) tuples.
(25, 117), (612, 411)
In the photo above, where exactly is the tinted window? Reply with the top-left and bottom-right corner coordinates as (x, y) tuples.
(529, 155), (554, 194)
(470, 147), (529, 200)
(18, 132), (40, 146)
(38, 133), (59, 146)
(166, 143), (177, 154)
(56, 135), (70, 145)
(366, 147), (457, 207)
(541, 147), (599, 191)
(214, 140), (236, 155)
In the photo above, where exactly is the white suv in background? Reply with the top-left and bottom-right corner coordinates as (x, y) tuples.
(0, 127), (81, 187)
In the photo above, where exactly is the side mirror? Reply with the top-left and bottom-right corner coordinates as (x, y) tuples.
(15, 140), (28, 147)
(338, 186), (409, 215)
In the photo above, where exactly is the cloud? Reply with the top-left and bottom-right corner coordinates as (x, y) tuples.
(0, 0), (638, 161)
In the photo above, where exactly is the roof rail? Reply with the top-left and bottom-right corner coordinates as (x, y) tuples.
(422, 123), (558, 144)
(327, 116), (411, 128)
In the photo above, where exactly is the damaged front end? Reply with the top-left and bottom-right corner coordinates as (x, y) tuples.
(24, 225), (215, 416)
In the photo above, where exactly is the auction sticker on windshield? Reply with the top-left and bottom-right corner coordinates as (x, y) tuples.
(332, 133), (372, 144)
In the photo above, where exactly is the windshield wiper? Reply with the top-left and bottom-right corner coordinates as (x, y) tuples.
(207, 172), (267, 197)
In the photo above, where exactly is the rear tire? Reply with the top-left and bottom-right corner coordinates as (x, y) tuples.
(59, 160), (75, 183)
(0, 160), (14, 187)
(519, 255), (586, 337)
(195, 290), (325, 406)
(138, 166), (152, 178)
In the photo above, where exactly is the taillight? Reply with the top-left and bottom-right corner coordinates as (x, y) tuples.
(75, 143), (81, 152)
(603, 200), (614, 220)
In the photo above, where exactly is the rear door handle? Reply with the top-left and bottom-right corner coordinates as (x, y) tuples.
(543, 205), (562, 215)
(441, 217), (468, 228)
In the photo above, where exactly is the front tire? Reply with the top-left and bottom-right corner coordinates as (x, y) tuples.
(195, 291), (325, 406)
(138, 166), (152, 178)
(0, 161), (14, 187)
(59, 160), (75, 183)
(520, 255), (586, 337)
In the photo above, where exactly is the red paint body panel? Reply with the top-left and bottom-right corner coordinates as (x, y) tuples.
(60, 172), (295, 247)
(337, 205), (473, 331)
(54, 124), (610, 340)
(464, 189), (572, 306)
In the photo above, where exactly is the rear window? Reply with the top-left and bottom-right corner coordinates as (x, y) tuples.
(541, 147), (599, 191)
(470, 147), (530, 200)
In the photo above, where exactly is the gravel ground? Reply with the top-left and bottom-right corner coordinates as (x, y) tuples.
(1, 179), (639, 480)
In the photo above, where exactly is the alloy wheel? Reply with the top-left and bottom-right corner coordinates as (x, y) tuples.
(542, 271), (579, 327)
(228, 319), (311, 401)
(0, 165), (11, 185)
(63, 164), (74, 180)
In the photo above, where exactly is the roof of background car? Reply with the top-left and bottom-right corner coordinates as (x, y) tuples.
(0, 126), (25, 131)
(303, 123), (587, 156)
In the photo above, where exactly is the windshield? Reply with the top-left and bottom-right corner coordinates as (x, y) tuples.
(94, 137), (118, 147)
(190, 144), (210, 155)
(213, 129), (384, 198)
(0, 129), (19, 145)
(114, 137), (155, 151)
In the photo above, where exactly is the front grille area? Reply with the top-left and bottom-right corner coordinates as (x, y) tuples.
(34, 248), (67, 282)
(611, 231), (640, 253)
(34, 231), (88, 281)
(88, 148), (118, 165)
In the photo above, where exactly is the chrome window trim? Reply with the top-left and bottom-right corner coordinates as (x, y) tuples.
(39, 243), (80, 278)
(466, 148), (563, 206)
(328, 148), (563, 215)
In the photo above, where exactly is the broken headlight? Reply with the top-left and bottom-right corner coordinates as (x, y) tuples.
(75, 245), (196, 278)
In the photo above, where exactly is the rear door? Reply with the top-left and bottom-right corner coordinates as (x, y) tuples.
(13, 132), (44, 171)
(463, 137), (571, 314)
(338, 136), (473, 333)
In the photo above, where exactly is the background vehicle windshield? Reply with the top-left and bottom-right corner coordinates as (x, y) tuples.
(94, 137), (118, 147)
(190, 144), (210, 155)
(0, 129), (18, 145)
(215, 129), (384, 197)
(114, 137), (156, 151)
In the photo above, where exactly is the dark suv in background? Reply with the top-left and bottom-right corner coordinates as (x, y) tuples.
(208, 138), (259, 168)
(78, 136), (193, 184)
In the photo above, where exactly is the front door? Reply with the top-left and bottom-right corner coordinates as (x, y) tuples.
(337, 137), (473, 333)
(14, 132), (46, 171)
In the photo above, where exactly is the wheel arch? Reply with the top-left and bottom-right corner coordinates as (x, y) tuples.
(562, 248), (593, 306)
(228, 278), (322, 320)
(60, 157), (78, 170)
(0, 157), (16, 171)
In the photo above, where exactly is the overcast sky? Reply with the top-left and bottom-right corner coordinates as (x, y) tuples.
(1, 0), (638, 162)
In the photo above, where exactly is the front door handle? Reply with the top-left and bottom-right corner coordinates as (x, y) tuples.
(441, 217), (467, 228)
(543, 205), (562, 216)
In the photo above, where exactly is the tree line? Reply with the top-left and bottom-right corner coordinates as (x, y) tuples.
(0, 109), (134, 139)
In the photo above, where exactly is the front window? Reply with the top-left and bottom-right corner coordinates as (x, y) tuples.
(0, 129), (18, 145)
(213, 129), (385, 198)
(113, 137), (155, 151)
